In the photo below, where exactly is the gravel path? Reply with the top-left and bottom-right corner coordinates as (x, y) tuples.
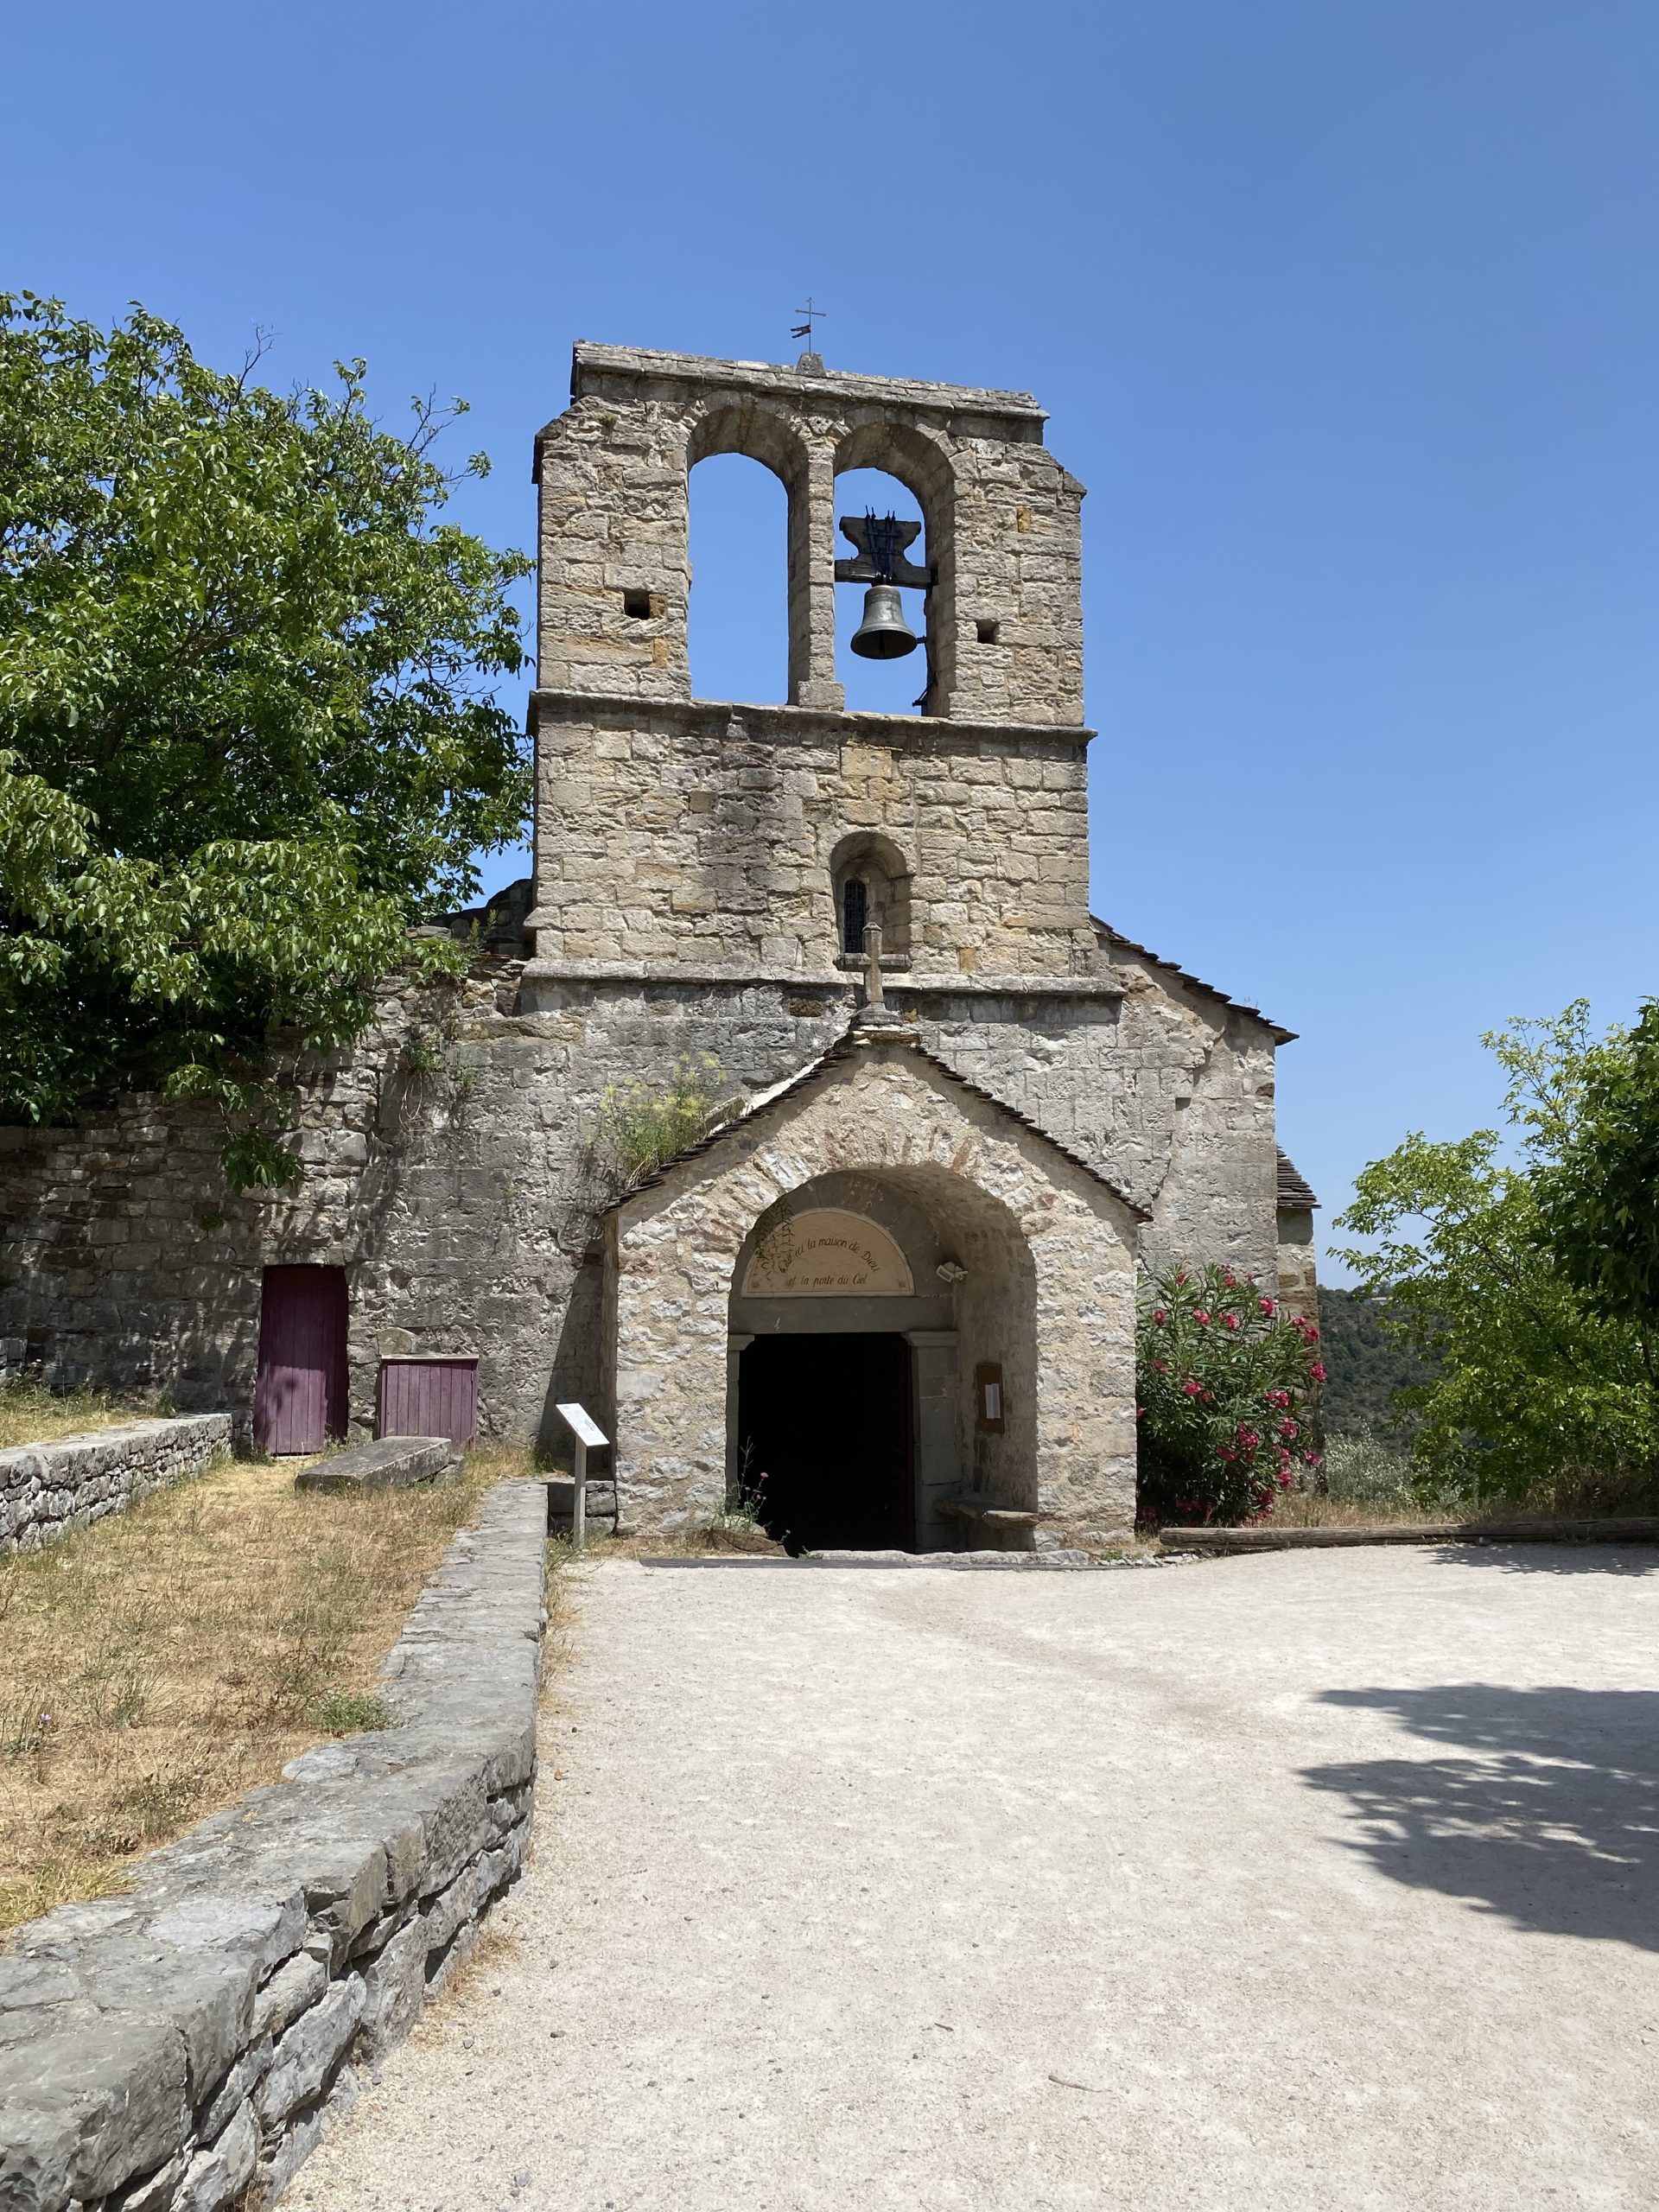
(302, 1547), (1659, 2210)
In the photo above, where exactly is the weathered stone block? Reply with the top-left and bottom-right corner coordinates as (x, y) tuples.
(294, 1435), (461, 1494)
(175, 2101), (257, 2212)
(255, 1976), (364, 2126)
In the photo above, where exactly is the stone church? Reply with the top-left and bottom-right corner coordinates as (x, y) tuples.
(0, 344), (1318, 1548)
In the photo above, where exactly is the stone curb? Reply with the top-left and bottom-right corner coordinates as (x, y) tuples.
(0, 1415), (232, 1556)
(639, 1548), (1193, 1572)
(0, 1477), (550, 2212)
(1159, 1516), (1659, 1557)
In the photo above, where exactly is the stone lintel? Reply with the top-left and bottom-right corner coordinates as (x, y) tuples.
(529, 689), (1095, 752)
(516, 962), (1122, 1005)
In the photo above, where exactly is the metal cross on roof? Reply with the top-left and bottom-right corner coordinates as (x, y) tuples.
(791, 296), (825, 342)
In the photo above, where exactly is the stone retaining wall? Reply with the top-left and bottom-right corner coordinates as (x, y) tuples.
(0, 1477), (550, 2212)
(0, 1414), (232, 1556)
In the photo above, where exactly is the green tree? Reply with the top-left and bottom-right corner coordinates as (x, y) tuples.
(0, 295), (531, 1184)
(1333, 1007), (1659, 1502)
(1531, 999), (1659, 1361)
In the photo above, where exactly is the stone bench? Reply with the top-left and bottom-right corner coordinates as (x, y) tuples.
(295, 1436), (462, 1493)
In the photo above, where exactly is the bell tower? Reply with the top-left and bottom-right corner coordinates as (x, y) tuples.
(525, 344), (1099, 988)
(531, 344), (1085, 722)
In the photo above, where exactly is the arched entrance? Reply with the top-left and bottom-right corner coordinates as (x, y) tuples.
(604, 1032), (1141, 1548)
(725, 1165), (1038, 1554)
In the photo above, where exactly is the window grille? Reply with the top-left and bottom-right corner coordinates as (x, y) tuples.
(842, 878), (868, 955)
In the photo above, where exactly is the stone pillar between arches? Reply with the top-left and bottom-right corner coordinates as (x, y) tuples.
(790, 444), (843, 710)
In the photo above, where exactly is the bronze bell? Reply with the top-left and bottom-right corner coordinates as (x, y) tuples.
(850, 582), (919, 660)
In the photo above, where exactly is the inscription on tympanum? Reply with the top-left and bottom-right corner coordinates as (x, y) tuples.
(741, 1210), (915, 1297)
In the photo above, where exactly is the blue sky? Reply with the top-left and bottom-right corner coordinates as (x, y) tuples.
(9, 1), (1658, 1276)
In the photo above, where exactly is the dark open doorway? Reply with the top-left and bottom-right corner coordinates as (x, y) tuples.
(738, 1332), (914, 1552)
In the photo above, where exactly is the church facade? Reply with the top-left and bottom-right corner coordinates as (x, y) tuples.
(0, 345), (1315, 1548)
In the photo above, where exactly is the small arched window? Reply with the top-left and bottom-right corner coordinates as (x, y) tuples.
(842, 877), (869, 955)
(830, 833), (912, 966)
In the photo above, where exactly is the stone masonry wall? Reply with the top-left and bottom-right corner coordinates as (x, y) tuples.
(0, 1414), (231, 1556)
(1276, 1207), (1320, 1325)
(0, 956), (1283, 1446)
(527, 693), (1097, 983)
(0, 1477), (547, 2212)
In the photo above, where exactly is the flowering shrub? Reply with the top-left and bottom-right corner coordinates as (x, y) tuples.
(1136, 1262), (1325, 1524)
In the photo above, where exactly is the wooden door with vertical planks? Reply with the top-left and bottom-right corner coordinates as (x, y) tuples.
(252, 1267), (349, 1454)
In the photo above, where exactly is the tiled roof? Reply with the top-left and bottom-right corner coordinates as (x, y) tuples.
(1276, 1149), (1319, 1210)
(1092, 919), (1296, 1046)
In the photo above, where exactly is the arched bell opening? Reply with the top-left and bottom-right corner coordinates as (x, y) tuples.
(726, 1166), (1037, 1554)
(685, 450), (790, 704)
(832, 466), (930, 715)
(834, 420), (957, 718)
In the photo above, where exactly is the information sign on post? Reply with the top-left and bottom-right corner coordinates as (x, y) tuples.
(554, 1402), (608, 1547)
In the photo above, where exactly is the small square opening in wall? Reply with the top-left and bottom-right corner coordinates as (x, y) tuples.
(622, 588), (652, 619)
(975, 619), (1001, 645)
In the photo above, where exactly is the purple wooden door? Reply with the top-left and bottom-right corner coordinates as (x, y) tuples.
(253, 1267), (349, 1454)
(378, 1357), (479, 1448)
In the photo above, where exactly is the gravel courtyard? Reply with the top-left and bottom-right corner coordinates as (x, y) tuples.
(302, 1547), (1659, 2211)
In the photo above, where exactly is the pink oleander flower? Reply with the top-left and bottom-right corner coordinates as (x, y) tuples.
(1221, 1312), (1240, 1331)
(1310, 1362), (1327, 1382)
(1259, 1295), (1276, 1315)
(1275, 1469), (1293, 1488)
(1183, 1379), (1202, 1398)
(1193, 1309), (1211, 1325)
(1153, 1308), (1166, 1325)
(1236, 1427), (1260, 1451)
(1278, 1418), (1298, 1439)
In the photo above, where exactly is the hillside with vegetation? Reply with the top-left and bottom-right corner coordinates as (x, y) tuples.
(1316, 1287), (1438, 1436)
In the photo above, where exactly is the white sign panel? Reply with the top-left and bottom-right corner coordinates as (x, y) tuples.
(741, 1211), (915, 1298)
(555, 1402), (608, 1448)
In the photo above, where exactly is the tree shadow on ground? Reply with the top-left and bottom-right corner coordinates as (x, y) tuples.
(1301, 1685), (1659, 1950)
(1427, 1541), (1659, 1577)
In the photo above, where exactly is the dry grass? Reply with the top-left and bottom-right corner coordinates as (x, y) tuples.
(568, 1519), (786, 1562)
(1262, 1490), (1449, 1529)
(0, 1377), (162, 1451)
(0, 1451), (505, 1935)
